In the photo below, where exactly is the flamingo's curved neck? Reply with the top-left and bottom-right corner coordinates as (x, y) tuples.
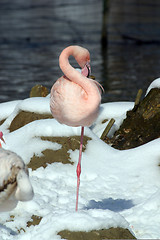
(59, 46), (94, 93)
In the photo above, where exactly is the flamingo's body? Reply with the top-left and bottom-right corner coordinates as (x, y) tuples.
(0, 133), (34, 212)
(50, 46), (101, 127)
(50, 46), (102, 211)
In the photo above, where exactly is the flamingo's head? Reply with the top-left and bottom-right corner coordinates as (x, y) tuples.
(81, 61), (91, 78)
(0, 131), (5, 146)
(70, 45), (91, 75)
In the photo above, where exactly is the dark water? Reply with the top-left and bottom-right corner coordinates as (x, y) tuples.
(106, 0), (160, 101)
(0, 0), (160, 104)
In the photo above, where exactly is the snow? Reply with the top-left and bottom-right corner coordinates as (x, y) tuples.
(0, 100), (21, 121)
(146, 77), (160, 95)
(0, 80), (160, 239)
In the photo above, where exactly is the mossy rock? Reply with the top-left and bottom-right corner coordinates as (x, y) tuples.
(27, 215), (42, 227)
(101, 119), (108, 124)
(28, 135), (91, 170)
(0, 119), (6, 126)
(9, 110), (53, 132)
(6, 109), (91, 170)
(30, 84), (49, 97)
(58, 228), (136, 240)
(7, 215), (42, 233)
(105, 88), (160, 149)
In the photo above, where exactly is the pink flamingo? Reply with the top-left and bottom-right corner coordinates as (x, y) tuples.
(50, 45), (102, 211)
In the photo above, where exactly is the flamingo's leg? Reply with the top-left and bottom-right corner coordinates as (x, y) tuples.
(76, 126), (84, 211)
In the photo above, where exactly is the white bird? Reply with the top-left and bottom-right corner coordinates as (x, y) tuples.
(0, 132), (34, 212)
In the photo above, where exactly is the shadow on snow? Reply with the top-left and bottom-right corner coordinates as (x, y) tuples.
(85, 197), (134, 212)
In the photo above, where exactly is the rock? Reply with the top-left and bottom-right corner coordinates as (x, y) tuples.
(58, 228), (136, 240)
(28, 136), (91, 170)
(30, 85), (49, 98)
(9, 110), (53, 132)
(4, 106), (91, 170)
(27, 215), (42, 227)
(0, 119), (5, 126)
(104, 88), (160, 149)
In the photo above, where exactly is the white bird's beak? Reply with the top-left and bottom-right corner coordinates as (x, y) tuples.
(1, 136), (5, 144)
(0, 132), (5, 144)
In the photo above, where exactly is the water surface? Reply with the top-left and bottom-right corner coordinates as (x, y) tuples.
(0, 0), (160, 103)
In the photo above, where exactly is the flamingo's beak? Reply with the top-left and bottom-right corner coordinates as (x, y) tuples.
(86, 61), (91, 76)
(81, 61), (91, 78)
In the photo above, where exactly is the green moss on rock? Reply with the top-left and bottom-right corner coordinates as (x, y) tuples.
(0, 119), (5, 126)
(58, 228), (136, 240)
(9, 110), (53, 132)
(30, 85), (49, 98)
(28, 135), (91, 170)
(105, 88), (160, 149)
(27, 215), (42, 227)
